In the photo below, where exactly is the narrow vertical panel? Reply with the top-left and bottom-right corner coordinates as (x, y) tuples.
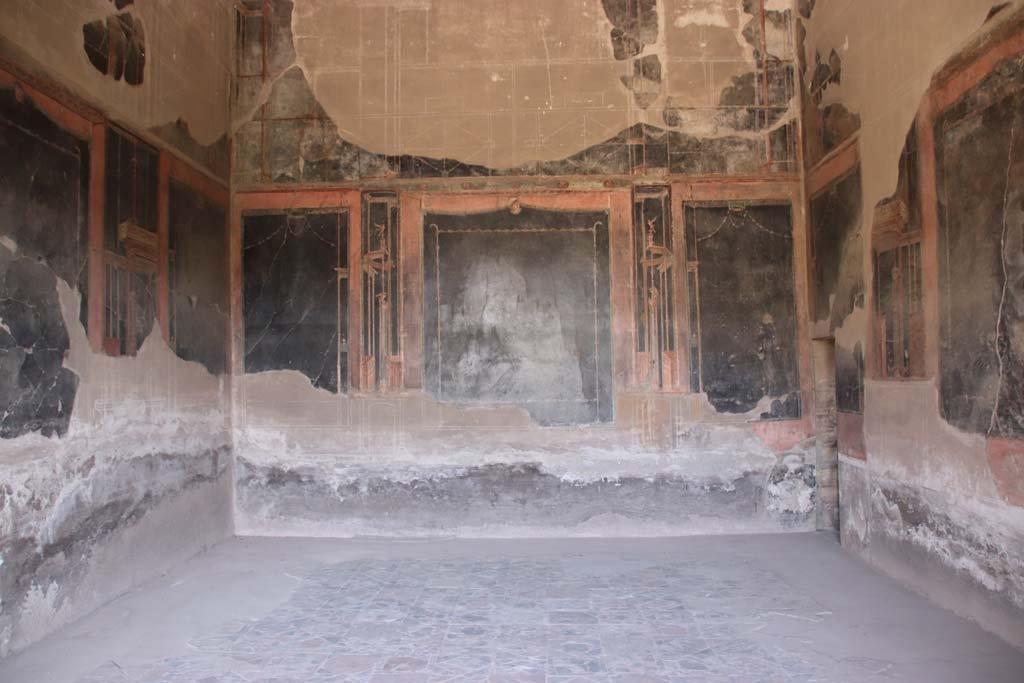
(348, 192), (362, 393)
(168, 179), (229, 375)
(157, 153), (171, 342)
(88, 124), (106, 352)
(361, 191), (401, 392)
(400, 193), (424, 389)
(632, 186), (678, 390)
(608, 191), (633, 392)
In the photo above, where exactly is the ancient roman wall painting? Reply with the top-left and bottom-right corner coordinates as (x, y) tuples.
(684, 202), (800, 419)
(872, 126), (925, 382)
(0, 84), (88, 438)
(168, 182), (229, 375)
(935, 52), (1024, 437)
(423, 207), (613, 426)
(361, 192), (401, 392)
(232, 0), (798, 186)
(243, 210), (349, 393)
(810, 167), (864, 413)
(102, 126), (159, 356)
(633, 186), (680, 390)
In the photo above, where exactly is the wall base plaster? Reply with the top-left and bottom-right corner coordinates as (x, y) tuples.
(839, 455), (1024, 651)
(234, 374), (817, 538)
(0, 283), (234, 659)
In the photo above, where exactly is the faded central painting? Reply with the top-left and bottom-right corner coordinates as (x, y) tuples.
(424, 207), (612, 426)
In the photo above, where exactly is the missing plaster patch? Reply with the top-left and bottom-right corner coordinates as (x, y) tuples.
(621, 55), (663, 109)
(601, 0), (659, 60)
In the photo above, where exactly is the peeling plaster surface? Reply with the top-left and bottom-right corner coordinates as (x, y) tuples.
(288, 0), (784, 166)
(0, 0), (233, 177)
(235, 370), (816, 538)
(234, 0), (798, 181)
(0, 278), (233, 658)
(802, 0), (1022, 204)
(801, 1), (1024, 645)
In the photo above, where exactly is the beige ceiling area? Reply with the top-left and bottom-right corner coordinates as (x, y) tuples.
(290, 0), (785, 168)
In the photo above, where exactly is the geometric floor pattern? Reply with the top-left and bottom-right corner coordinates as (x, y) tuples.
(77, 556), (876, 682)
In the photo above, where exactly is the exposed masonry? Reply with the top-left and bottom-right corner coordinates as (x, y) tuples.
(0, 446), (229, 656)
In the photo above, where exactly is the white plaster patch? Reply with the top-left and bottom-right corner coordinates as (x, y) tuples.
(674, 9), (731, 28)
(767, 471), (815, 515)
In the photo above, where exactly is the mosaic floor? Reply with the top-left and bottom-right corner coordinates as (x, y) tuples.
(4, 535), (1022, 683)
(77, 555), (876, 682)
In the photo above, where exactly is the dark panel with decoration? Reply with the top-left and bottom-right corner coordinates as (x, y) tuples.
(874, 242), (923, 379)
(102, 127), (159, 356)
(243, 210), (348, 393)
(684, 202), (800, 419)
(810, 168), (863, 328)
(633, 186), (679, 390)
(810, 167), (864, 413)
(871, 126), (925, 382)
(361, 192), (400, 391)
(935, 53), (1024, 437)
(169, 181), (228, 375)
(423, 207), (613, 426)
(0, 86), (88, 438)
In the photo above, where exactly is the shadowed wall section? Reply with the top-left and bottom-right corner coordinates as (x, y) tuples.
(935, 52), (1024, 438)
(798, 0), (1024, 649)
(0, 65), (233, 658)
(684, 202), (801, 419)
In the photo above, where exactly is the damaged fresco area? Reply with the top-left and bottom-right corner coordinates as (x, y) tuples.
(872, 126), (925, 381)
(935, 52), (1024, 438)
(0, 265), (233, 658)
(243, 210), (347, 394)
(0, 67), (234, 657)
(0, 434), (230, 658)
(423, 207), (612, 426)
(0, 86), (88, 439)
(0, 0), (233, 181)
(684, 202), (801, 419)
(150, 120), (230, 182)
(234, 382), (817, 537)
(169, 183), (229, 376)
(839, 453), (1024, 650)
(810, 167), (864, 413)
(797, 7), (860, 168)
(232, 0), (799, 185)
(82, 5), (146, 86)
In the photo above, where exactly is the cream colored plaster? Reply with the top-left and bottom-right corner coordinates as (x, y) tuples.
(291, 0), (778, 167)
(803, 0), (1024, 502)
(0, 0), (232, 144)
(804, 0), (1023, 216)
